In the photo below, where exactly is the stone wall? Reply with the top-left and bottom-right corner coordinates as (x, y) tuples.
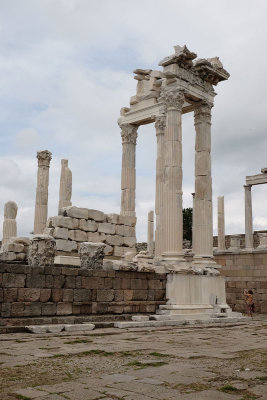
(44, 207), (136, 258)
(213, 231), (267, 249)
(215, 251), (267, 313)
(0, 262), (166, 323)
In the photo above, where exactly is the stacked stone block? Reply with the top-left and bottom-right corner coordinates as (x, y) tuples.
(44, 207), (136, 258)
(0, 263), (166, 320)
(0, 238), (30, 262)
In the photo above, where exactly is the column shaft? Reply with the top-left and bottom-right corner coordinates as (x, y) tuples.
(154, 115), (166, 257)
(147, 210), (154, 257)
(161, 90), (184, 258)
(34, 150), (52, 234)
(217, 196), (226, 250)
(244, 184), (253, 248)
(120, 124), (138, 217)
(193, 102), (214, 260)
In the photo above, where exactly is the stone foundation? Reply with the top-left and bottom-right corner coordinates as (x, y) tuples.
(0, 262), (166, 324)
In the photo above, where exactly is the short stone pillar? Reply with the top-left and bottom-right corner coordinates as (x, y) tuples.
(228, 236), (241, 251)
(58, 159), (72, 212)
(34, 150), (52, 234)
(28, 235), (56, 267)
(2, 201), (18, 245)
(257, 233), (267, 249)
(79, 242), (106, 269)
(120, 123), (138, 217)
(217, 196), (226, 251)
(147, 210), (154, 257)
(244, 184), (253, 249)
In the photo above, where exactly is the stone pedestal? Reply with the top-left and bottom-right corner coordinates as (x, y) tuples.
(193, 102), (215, 266)
(217, 196), (226, 251)
(58, 159), (72, 212)
(154, 116), (166, 258)
(120, 124), (138, 217)
(34, 150), (52, 234)
(2, 201), (18, 245)
(147, 210), (154, 257)
(228, 235), (241, 251)
(257, 233), (267, 249)
(244, 184), (253, 249)
(28, 235), (56, 267)
(79, 242), (106, 269)
(161, 90), (185, 260)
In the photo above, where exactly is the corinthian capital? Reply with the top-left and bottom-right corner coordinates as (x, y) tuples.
(37, 150), (52, 167)
(194, 100), (213, 122)
(155, 115), (166, 135)
(164, 90), (185, 111)
(120, 124), (138, 145)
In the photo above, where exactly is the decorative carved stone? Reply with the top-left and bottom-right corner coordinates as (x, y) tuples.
(2, 201), (18, 245)
(58, 159), (72, 212)
(28, 235), (56, 267)
(37, 150), (52, 167)
(120, 124), (138, 145)
(154, 115), (166, 133)
(79, 242), (106, 269)
(164, 90), (185, 111)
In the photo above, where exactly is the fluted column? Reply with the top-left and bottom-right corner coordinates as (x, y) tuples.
(58, 159), (72, 212)
(193, 101), (214, 261)
(147, 210), (154, 257)
(34, 150), (52, 234)
(2, 201), (18, 245)
(154, 115), (166, 258)
(120, 124), (138, 217)
(161, 90), (184, 259)
(244, 184), (253, 248)
(217, 196), (226, 250)
(191, 192), (195, 253)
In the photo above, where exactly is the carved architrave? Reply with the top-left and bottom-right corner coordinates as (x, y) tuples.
(164, 90), (185, 111)
(37, 150), (52, 167)
(120, 124), (138, 145)
(155, 115), (166, 135)
(194, 100), (213, 124)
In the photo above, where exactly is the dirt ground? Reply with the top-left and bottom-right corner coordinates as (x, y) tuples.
(0, 317), (267, 400)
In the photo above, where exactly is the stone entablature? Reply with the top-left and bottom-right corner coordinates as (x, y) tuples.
(0, 263), (166, 321)
(45, 206), (137, 258)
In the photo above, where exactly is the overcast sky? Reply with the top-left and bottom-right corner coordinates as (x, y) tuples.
(1, 0), (267, 241)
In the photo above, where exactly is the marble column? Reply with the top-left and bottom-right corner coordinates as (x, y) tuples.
(161, 90), (184, 259)
(34, 150), (52, 234)
(244, 184), (253, 248)
(147, 210), (154, 257)
(154, 115), (166, 258)
(58, 159), (72, 212)
(193, 101), (214, 262)
(2, 201), (18, 244)
(191, 193), (195, 253)
(217, 196), (226, 251)
(120, 123), (138, 217)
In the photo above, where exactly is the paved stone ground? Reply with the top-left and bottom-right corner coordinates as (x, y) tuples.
(0, 317), (267, 400)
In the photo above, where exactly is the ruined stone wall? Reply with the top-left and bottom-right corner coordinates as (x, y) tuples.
(45, 207), (136, 258)
(0, 262), (166, 324)
(215, 251), (267, 313)
(213, 231), (267, 249)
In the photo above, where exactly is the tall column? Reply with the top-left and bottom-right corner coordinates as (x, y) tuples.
(244, 184), (253, 248)
(161, 90), (184, 259)
(58, 159), (72, 212)
(147, 210), (154, 257)
(120, 124), (138, 217)
(191, 192), (195, 253)
(193, 101), (214, 262)
(217, 196), (226, 251)
(34, 150), (52, 234)
(2, 201), (18, 245)
(154, 115), (166, 258)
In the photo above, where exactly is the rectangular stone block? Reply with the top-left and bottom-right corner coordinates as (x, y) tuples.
(3, 288), (18, 302)
(79, 219), (98, 232)
(68, 229), (87, 242)
(40, 289), (51, 302)
(3, 273), (26, 288)
(53, 227), (68, 240)
(1, 302), (11, 317)
(64, 323), (95, 332)
(123, 226), (136, 237)
(65, 276), (76, 288)
(124, 236), (136, 247)
(115, 225), (124, 236)
(11, 302), (25, 317)
(73, 289), (92, 302)
(62, 206), (88, 219)
(132, 289), (147, 301)
(118, 215), (137, 227)
(87, 231), (106, 242)
(18, 288), (41, 302)
(97, 289), (114, 302)
(88, 209), (105, 222)
(26, 274), (46, 288)
(52, 288), (63, 302)
(81, 276), (104, 289)
(52, 216), (79, 229)
(63, 289), (74, 302)
(61, 267), (79, 276)
(105, 235), (123, 246)
(104, 244), (113, 256)
(113, 246), (125, 257)
(56, 239), (77, 252)
(57, 302), (72, 315)
(24, 302), (42, 316)
(98, 223), (116, 235)
(106, 213), (120, 224)
(53, 275), (65, 288)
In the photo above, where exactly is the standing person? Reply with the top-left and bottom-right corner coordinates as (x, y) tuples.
(244, 289), (254, 318)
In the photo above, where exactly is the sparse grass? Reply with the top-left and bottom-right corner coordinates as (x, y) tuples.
(256, 375), (267, 381)
(15, 395), (31, 400)
(126, 360), (167, 369)
(79, 349), (115, 356)
(174, 382), (211, 393)
(220, 384), (239, 393)
(149, 352), (171, 358)
(51, 354), (65, 358)
(63, 339), (93, 344)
